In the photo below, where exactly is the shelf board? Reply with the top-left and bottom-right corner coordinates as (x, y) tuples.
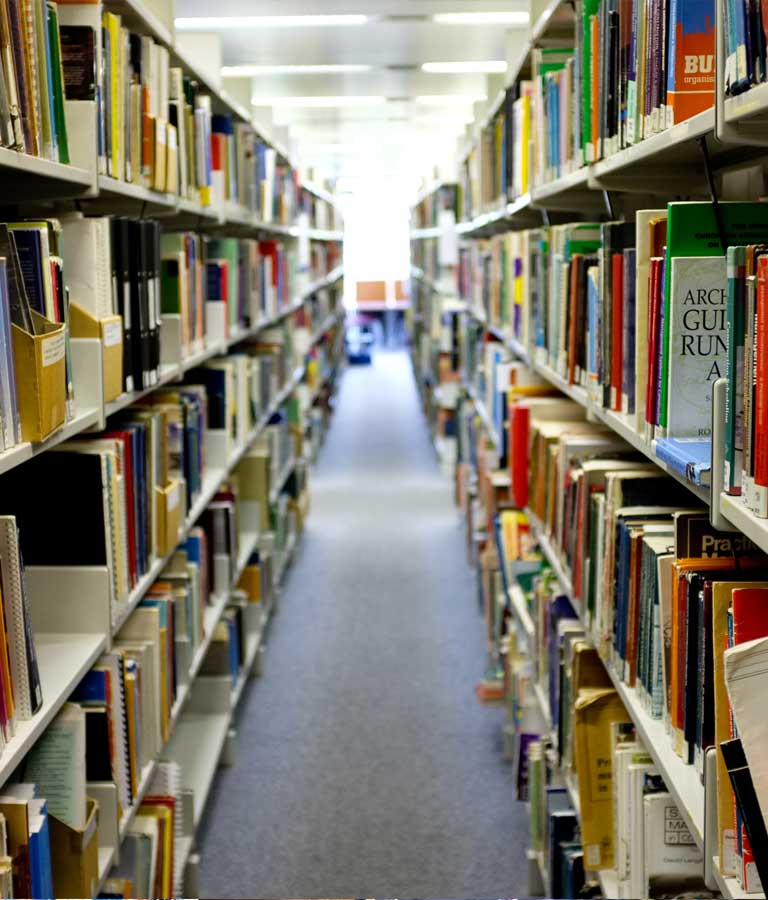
(591, 406), (710, 503)
(301, 179), (337, 208)
(0, 147), (93, 196)
(165, 709), (232, 827)
(531, 167), (591, 206)
(508, 584), (535, 639)
(103, 0), (172, 48)
(0, 406), (102, 477)
(104, 364), (182, 420)
(0, 633), (106, 790)
(531, 359), (590, 407)
(269, 456), (296, 504)
(96, 175), (177, 209)
(465, 383), (500, 449)
(300, 265), (344, 300)
(527, 509), (576, 599)
(712, 856), (760, 899)
(719, 493), (768, 556)
(410, 225), (443, 239)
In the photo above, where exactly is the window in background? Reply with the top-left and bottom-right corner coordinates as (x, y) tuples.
(339, 177), (412, 310)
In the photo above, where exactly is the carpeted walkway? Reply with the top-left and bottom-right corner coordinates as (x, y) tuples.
(197, 348), (530, 898)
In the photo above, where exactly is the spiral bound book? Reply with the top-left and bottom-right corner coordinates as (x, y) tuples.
(0, 515), (41, 721)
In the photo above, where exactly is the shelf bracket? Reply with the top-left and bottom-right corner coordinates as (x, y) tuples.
(602, 189), (615, 220)
(698, 136), (728, 253)
(540, 208), (550, 228)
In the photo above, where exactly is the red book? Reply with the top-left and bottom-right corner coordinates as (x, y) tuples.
(510, 404), (530, 508)
(211, 133), (225, 172)
(611, 252), (624, 411)
(645, 257), (663, 425)
(754, 255), (768, 515)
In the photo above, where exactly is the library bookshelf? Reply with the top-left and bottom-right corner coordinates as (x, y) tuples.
(409, 0), (768, 892)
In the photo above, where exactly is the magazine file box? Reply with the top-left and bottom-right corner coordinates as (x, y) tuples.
(49, 797), (99, 899)
(70, 303), (123, 402)
(11, 313), (66, 442)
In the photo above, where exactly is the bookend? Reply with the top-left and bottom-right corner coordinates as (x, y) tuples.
(160, 314), (183, 369)
(26, 566), (113, 642)
(70, 336), (106, 430)
(205, 300), (227, 346)
(70, 304), (124, 403)
(87, 782), (119, 881)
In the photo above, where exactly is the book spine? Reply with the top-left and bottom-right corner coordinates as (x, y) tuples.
(754, 253), (768, 516)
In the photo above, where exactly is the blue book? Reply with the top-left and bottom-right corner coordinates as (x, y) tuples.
(654, 436), (712, 486)
(71, 668), (109, 704)
(29, 798), (53, 900)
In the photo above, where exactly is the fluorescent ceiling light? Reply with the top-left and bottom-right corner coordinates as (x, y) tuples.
(176, 14), (367, 30)
(432, 11), (529, 25)
(415, 94), (487, 105)
(224, 64), (372, 76)
(422, 60), (508, 74)
(252, 95), (387, 108)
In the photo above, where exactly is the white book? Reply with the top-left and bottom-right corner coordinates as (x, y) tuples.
(643, 792), (703, 895)
(60, 215), (114, 319)
(20, 703), (87, 831)
(665, 255), (727, 438)
(725, 635), (768, 828)
(117, 607), (163, 755)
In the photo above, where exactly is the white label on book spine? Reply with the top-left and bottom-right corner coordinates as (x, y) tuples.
(41, 333), (65, 367)
(167, 484), (179, 511)
(103, 321), (122, 347)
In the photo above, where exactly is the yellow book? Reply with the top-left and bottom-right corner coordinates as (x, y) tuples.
(237, 564), (262, 603)
(137, 804), (173, 898)
(521, 94), (531, 193)
(152, 118), (167, 192)
(573, 686), (632, 870)
(102, 12), (120, 178)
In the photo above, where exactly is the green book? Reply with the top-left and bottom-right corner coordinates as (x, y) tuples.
(581, 0), (600, 155)
(160, 258), (181, 314)
(659, 202), (768, 431)
(206, 238), (240, 330)
(46, 2), (69, 164)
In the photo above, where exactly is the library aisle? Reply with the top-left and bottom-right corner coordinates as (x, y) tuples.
(197, 349), (529, 898)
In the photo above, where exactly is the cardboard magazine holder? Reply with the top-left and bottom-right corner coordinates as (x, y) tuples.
(11, 312), (66, 442)
(69, 302), (124, 402)
(49, 797), (99, 898)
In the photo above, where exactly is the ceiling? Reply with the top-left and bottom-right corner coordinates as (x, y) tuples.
(173, 1), (530, 185)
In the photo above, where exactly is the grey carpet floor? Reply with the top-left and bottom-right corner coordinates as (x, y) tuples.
(197, 349), (530, 898)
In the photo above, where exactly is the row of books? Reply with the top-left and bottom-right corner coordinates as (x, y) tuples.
(54, 3), (298, 218)
(460, 201), (768, 495)
(0, 0), (70, 164)
(300, 185), (342, 233)
(0, 209), (301, 454)
(460, 0), (715, 217)
(411, 183), (459, 230)
(0, 423), (284, 897)
(500, 394), (768, 889)
(724, 0), (768, 96)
